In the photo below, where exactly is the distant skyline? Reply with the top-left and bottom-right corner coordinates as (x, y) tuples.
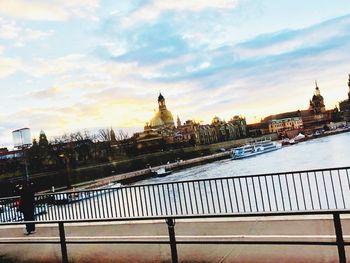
(1, 0), (350, 147)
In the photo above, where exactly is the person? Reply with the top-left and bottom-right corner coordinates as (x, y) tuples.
(19, 182), (36, 235)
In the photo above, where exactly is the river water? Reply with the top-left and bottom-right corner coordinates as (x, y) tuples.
(137, 131), (350, 185)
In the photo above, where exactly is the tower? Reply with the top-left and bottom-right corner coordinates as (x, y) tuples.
(158, 93), (166, 110)
(148, 93), (175, 130)
(309, 81), (326, 114)
(177, 115), (181, 128)
(110, 128), (117, 145)
(348, 74), (350, 101)
(38, 130), (48, 148)
(315, 81), (321, 96)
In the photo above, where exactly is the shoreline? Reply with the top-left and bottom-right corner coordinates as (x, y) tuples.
(76, 151), (231, 190)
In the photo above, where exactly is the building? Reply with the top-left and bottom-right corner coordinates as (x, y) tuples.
(228, 115), (247, 138)
(268, 117), (303, 134)
(247, 122), (269, 137)
(192, 116), (247, 145)
(125, 93), (178, 153)
(339, 74), (350, 122)
(309, 81), (326, 114)
(0, 148), (22, 160)
(177, 120), (198, 145)
(144, 93), (175, 130)
(261, 83), (335, 136)
(125, 93), (248, 152)
(301, 83), (333, 132)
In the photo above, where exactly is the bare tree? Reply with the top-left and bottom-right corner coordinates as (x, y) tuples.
(116, 130), (129, 140)
(97, 128), (111, 142)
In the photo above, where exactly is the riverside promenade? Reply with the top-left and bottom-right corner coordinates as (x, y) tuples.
(1, 214), (349, 262)
(1, 166), (350, 262)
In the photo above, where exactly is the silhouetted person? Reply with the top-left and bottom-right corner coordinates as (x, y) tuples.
(19, 182), (36, 235)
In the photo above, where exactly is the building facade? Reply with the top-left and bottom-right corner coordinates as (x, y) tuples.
(339, 74), (350, 122)
(268, 117), (303, 134)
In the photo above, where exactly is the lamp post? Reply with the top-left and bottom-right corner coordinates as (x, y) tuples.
(12, 128), (32, 182)
(59, 153), (72, 189)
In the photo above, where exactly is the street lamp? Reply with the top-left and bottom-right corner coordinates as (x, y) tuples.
(59, 153), (72, 189)
(12, 128), (32, 181)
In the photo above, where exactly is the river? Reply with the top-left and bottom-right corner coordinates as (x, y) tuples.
(136, 131), (350, 184)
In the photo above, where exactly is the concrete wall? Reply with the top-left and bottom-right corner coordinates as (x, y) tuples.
(0, 215), (349, 262)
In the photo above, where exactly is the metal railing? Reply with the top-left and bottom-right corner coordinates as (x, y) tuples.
(0, 210), (349, 263)
(1, 166), (350, 263)
(1, 166), (350, 222)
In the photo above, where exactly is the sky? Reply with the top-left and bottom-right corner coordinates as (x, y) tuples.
(1, 0), (350, 148)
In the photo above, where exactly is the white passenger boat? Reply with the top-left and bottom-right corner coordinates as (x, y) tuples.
(231, 139), (282, 159)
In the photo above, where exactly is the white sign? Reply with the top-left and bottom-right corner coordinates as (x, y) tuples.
(12, 128), (32, 148)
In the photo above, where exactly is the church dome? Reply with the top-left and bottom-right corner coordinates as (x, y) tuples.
(147, 93), (175, 130)
(150, 112), (165, 127)
(161, 109), (174, 125)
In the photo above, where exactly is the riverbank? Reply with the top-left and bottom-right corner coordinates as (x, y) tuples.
(80, 150), (231, 189)
(0, 134), (276, 196)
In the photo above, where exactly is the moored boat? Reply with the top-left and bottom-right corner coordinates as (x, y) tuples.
(152, 167), (172, 177)
(231, 139), (282, 159)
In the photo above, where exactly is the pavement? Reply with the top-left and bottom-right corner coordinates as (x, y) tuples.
(1, 215), (349, 262)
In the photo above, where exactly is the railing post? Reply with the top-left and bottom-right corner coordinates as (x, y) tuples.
(58, 222), (69, 263)
(166, 218), (178, 263)
(333, 213), (346, 263)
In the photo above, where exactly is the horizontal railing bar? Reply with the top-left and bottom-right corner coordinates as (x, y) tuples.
(1, 240), (349, 246)
(0, 241), (61, 244)
(1, 209), (350, 226)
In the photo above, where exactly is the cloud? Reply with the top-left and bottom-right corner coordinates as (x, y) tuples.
(234, 14), (350, 59)
(3, 12), (350, 145)
(86, 12), (350, 125)
(0, 20), (20, 39)
(27, 54), (86, 77)
(122, 0), (239, 26)
(0, 57), (22, 78)
(29, 86), (62, 99)
(0, 0), (99, 21)
(0, 18), (54, 47)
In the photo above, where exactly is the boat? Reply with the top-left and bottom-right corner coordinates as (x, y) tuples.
(231, 139), (282, 159)
(281, 138), (297, 146)
(152, 167), (172, 177)
(293, 133), (306, 141)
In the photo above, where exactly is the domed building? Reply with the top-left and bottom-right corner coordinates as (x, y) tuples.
(339, 74), (350, 121)
(309, 81), (326, 114)
(145, 93), (175, 130)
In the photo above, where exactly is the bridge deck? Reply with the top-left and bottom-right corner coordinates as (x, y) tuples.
(1, 215), (349, 262)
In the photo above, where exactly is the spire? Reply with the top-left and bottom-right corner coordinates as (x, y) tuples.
(314, 80), (320, 96)
(177, 115), (181, 128)
(110, 127), (117, 144)
(158, 92), (166, 110)
(158, 92), (164, 102)
(348, 74), (350, 101)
